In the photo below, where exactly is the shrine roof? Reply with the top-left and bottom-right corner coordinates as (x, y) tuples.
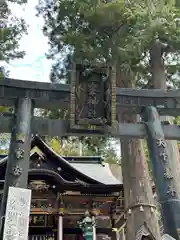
(0, 135), (122, 190)
(70, 162), (120, 185)
(32, 135), (122, 186)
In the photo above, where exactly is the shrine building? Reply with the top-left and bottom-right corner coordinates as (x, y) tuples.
(0, 136), (124, 240)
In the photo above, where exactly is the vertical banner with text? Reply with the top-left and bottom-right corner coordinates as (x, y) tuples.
(3, 187), (31, 240)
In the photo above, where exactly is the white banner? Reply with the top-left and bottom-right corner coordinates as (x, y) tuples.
(3, 187), (32, 240)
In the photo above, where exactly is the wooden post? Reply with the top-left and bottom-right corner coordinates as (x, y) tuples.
(143, 106), (180, 239)
(0, 98), (33, 236)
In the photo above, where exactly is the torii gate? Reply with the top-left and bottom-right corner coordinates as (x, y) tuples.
(0, 64), (180, 239)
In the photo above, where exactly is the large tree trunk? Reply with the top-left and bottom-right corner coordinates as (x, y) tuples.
(116, 68), (161, 240)
(150, 42), (180, 238)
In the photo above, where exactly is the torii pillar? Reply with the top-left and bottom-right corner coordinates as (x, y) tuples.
(143, 106), (180, 239)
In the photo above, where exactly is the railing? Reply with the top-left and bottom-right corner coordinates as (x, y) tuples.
(29, 233), (56, 240)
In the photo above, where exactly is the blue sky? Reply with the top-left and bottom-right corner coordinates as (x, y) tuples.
(4, 0), (52, 82)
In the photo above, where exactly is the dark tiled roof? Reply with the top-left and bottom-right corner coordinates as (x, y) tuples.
(0, 136), (122, 187)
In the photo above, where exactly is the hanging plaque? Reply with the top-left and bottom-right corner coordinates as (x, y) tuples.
(70, 63), (116, 131)
(3, 187), (31, 240)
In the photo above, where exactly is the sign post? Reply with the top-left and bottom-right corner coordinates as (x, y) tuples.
(3, 187), (31, 240)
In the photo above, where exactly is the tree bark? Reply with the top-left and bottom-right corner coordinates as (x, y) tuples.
(116, 67), (161, 240)
(150, 42), (180, 238)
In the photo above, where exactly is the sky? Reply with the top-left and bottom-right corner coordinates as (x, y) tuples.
(4, 0), (52, 82)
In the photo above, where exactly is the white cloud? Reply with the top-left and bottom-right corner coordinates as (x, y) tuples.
(7, 0), (52, 82)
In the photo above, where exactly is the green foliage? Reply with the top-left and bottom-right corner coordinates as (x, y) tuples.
(174, 116), (180, 125)
(48, 137), (80, 156)
(38, 0), (138, 78)
(37, 0), (180, 82)
(0, 1), (27, 61)
(0, 106), (12, 154)
(47, 135), (120, 164)
(42, 106), (120, 163)
(174, 117), (180, 151)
